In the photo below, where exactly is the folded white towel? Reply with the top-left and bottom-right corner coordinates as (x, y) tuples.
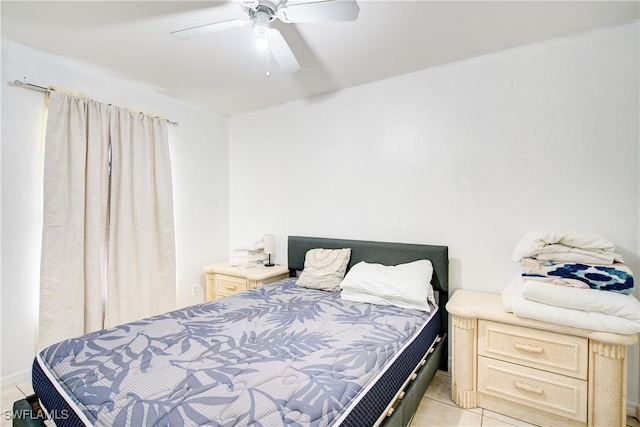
(501, 279), (522, 313)
(533, 246), (624, 265)
(512, 229), (623, 264)
(512, 297), (640, 334)
(522, 279), (640, 321)
(502, 277), (640, 334)
(229, 248), (264, 264)
(229, 259), (262, 266)
(233, 236), (264, 252)
(230, 249), (264, 258)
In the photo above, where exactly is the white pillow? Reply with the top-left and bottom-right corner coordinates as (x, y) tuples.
(341, 289), (433, 313)
(296, 248), (351, 291)
(339, 260), (434, 304)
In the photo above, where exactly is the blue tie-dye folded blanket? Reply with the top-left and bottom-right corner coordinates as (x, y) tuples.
(522, 258), (635, 294)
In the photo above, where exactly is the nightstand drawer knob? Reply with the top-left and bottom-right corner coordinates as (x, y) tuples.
(226, 285), (237, 290)
(514, 343), (544, 354)
(514, 380), (544, 395)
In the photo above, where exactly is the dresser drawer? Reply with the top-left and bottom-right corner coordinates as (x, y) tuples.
(478, 356), (587, 422)
(478, 320), (588, 379)
(214, 274), (248, 296)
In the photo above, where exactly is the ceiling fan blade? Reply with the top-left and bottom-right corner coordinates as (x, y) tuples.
(266, 29), (300, 73)
(278, 0), (359, 23)
(171, 19), (248, 40)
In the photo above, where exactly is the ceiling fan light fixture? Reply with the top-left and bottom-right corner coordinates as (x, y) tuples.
(256, 35), (269, 51)
(253, 23), (268, 36)
(171, 0), (360, 73)
(251, 8), (273, 35)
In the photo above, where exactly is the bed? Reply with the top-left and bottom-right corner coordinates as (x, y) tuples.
(14, 236), (449, 426)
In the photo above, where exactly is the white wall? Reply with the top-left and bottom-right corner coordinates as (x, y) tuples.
(0, 40), (230, 380)
(229, 22), (639, 407)
(2, 19), (639, 412)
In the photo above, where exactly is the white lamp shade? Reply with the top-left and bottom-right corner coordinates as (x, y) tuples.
(263, 234), (276, 255)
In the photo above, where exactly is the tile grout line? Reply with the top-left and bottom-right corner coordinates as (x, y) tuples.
(16, 385), (29, 398)
(422, 394), (488, 425)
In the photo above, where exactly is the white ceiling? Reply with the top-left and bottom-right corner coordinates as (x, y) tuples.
(2, 1), (638, 116)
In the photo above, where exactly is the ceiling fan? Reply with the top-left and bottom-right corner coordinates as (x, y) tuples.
(170, 0), (360, 74)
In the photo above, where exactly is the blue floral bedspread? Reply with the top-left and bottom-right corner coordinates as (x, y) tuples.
(521, 258), (635, 294)
(37, 278), (432, 426)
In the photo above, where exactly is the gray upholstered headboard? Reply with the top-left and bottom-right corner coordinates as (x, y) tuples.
(287, 235), (449, 350)
(287, 236), (448, 294)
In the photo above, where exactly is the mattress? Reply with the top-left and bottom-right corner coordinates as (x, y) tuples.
(33, 278), (440, 426)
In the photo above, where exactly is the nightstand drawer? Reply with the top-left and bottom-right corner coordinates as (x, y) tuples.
(214, 275), (248, 295)
(204, 263), (290, 301)
(478, 356), (587, 422)
(479, 320), (588, 379)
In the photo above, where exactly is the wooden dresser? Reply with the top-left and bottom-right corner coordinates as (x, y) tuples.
(446, 290), (638, 427)
(202, 262), (289, 301)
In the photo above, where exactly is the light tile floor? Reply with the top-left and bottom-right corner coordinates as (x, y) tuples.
(1, 378), (35, 427)
(410, 370), (640, 427)
(1, 370), (639, 426)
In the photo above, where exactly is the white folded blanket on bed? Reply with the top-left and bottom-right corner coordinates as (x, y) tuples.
(502, 277), (640, 334)
(512, 229), (624, 264)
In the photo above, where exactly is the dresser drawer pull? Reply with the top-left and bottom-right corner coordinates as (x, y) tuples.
(514, 343), (544, 354)
(225, 285), (237, 290)
(514, 380), (544, 395)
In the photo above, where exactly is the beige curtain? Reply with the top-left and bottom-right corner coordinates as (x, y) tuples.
(105, 108), (176, 327)
(39, 92), (176, 348)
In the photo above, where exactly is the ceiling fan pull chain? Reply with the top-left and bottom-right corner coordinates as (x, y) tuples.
(266, 47), (270, 77)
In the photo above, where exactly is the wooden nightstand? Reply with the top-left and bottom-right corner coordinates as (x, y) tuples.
(202, 262), (289, 301)
(446, 289), (638, 427)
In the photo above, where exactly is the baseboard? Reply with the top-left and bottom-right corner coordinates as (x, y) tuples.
(0, 369), (30, 388)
